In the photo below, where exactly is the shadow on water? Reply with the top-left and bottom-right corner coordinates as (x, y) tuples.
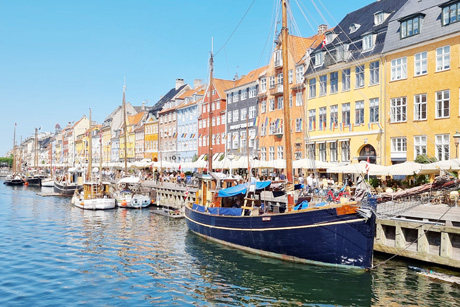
(184, 232), (373, 306)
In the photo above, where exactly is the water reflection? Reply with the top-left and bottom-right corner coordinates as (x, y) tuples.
(184, 233), (372, 306)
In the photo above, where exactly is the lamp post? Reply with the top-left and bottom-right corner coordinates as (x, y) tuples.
(453, 131), (460, 158)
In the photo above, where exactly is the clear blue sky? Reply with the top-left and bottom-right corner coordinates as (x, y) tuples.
(0, 0), (373, 156)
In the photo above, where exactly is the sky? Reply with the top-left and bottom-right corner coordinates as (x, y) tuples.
(0, 0), (374, 156)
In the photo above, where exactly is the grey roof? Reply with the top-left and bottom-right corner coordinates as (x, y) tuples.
(306, 0), (408, 75)
(151, 84), (188, 113)
(383, 0), (460, 53)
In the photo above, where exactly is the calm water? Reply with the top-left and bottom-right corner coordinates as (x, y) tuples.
(1, 182), (459, 306)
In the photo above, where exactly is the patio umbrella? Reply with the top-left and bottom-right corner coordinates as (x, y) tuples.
(327, 160), (386, 175)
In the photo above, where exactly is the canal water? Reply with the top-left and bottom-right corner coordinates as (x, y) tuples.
(1, 182), (459, 307)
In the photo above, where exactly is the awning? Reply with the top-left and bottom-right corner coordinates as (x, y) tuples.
(218, 181), (272, 197)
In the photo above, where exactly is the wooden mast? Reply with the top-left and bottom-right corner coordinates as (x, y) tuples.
(281, 0), (295, 210)
(208, 45), (214, 173)
(34, 128), (38, 169)
(87, 108), (92, 181)
(122, 82), (128, 175)
(12, 123), (16, 173)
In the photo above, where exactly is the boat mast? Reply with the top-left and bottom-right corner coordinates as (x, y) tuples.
(208, 42), (214, 174)
(87, 108), (92, 181)
(12, 123), (16, 173)
(122, 82), (128, 175)
(281, 0), (295, 210)
(34, 128), (38, 169)
(99, 127), (103, 183)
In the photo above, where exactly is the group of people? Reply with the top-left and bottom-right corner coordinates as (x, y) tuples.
(298, 173), (336, 190)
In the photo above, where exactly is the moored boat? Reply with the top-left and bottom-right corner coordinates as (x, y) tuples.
(3, 174), (25, 186)
(72, 181), (116, 210)
(114, 176), (151, 208)
(53, 167), (84, 196)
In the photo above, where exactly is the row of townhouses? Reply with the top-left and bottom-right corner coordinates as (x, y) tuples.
(13, 0), (460, 170)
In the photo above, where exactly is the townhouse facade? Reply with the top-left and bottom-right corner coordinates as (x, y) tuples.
(382, 0), (460, 164)
(225, 66), (266, 158)
(304, 0), (407, 168)
(144, 112), (159, 161)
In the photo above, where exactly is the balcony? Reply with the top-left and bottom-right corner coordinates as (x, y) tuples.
(269, 85), (283, 96)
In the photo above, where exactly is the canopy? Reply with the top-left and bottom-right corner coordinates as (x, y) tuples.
(117, 176), (140, 184)
(292, 158), (334, 169)
(372, 161), (437, 176)
(218, 181), (272, 197)
(327, 161), (386, 175)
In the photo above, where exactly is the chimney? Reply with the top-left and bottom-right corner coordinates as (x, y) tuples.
(175, 78), (184, 90)
(193, 79), (202, 88)
(142, 101), (146, 110)
(318, 24), (328, 35)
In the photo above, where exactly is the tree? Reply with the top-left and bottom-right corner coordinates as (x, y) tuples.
(414, 154), (437, 164)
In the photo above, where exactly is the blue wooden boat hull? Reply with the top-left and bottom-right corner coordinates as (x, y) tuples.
(185, 206), (375, 269)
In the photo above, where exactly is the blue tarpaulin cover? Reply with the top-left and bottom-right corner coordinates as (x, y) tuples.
(208, 207), (242, 216)
(192, 204), (206, 212)
(218, 181), (271, 197)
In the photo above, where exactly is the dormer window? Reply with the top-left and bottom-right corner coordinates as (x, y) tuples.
(374, 11), (389, 26)
(349, 23), (361, 34)
(325, 31), (333, 44)
(274, 49), (283, 67)
(362, 34), (375, 51)
(441, 1), (460, 26)
(314, 52), (324, 67)
(400, 14), (423, 38)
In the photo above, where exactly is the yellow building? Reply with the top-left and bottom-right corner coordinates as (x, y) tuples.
(382, 0), (460, 165)
(303, 2), (409, 170)
(120, 112), (145, 162)
(144, 113), (158, 161)
(102, 125), (112, 164)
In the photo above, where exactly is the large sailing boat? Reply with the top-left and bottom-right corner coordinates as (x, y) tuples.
(184, 0), (376, 269)
(4, 123), (25, 186)
(72, 109), (116, 210)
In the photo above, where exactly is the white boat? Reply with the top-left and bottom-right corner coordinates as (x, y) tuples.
(114, 176), (151, 208)
(41, 177), (54, 187)
(72, 181), (116, 210)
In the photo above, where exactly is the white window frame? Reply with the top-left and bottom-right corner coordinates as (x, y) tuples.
(435, 134), (450, 161)
(436, 46), (450, 72)
(390, 97), (407, 123)
(414, 94), (427, 121)
(414, 135), (427, 159)
(436, 90), (450, 119)
(414, 51), (427, 76)
(391, 57), (407, 81)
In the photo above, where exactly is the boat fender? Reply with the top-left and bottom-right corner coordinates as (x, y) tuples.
(121, 200), (127, 207)
(80, 201), (84, 206)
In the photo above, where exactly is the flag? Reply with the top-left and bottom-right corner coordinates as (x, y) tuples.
(339, 122), (343, 131)
(349, 124), (352, 132)
(365, 156), (370, 174)
(184, 188), (189, 199)
(377, 123), (382, 130)
(253, 116), (259, 126)
(323, 121), (326, 130)
(265, 117), (269, 127)
(321, 37), (326, 49)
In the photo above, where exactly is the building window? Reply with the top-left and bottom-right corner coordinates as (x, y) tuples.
(391, 137), (407, 156)
(260, 78), (267, 92)
(436, 90), (450, 118)
(227, 112), (232, 123)
(414, 51), (427, 76)
(277, 73), (283, 92)
(277, 97), (283, 110)
(330, 105), (338, 128)
(295, 151), (302, 160)
(249, 129), (255, 148)
(277, 146), (284, 159)
(261, 122), (266, 136)
(296, 65), (304, 83)
(369, 61), (379, 85)
(249, 106), (256, 119)
(274, 49), (283, 67)
(307, 144), (316, 160)
(319, 107), (327, 130)
(240, 131), (247, 149)
(261, 100), (267, 113)
(342, 103), (350, 126)
(330, 141), (338, 162)
(289, 94), (293, 108)
(442, 2), (460, 25)
(401, 16), (421, 38)
(269, 146), (275, 161)
(233, 110), (239, 122)
(249, 86), (257, 98)
(414, 94), (427, 121)
(436, 46), (450, 71)
(261, 147), (266, 160)
(341, 140), (350, 161)
(241, 89), (248, 100)
(391, 57), (407, 81)
(355, 101), (364, 125)
(295, 92), (302, 106)
(369, 98), (379, 123)
(374, 11), (385, 25)
(295, 118), (302, 132)
(319, 143), (326, 161)
(319, 75), (327, 96)
(288, 70), (293, 83)
(309, 109), (316, 130)
(232, 132), (239, 149)
(362, 34), (375, 51)
(240, 108), (247, 121)
(341, 69), (350, 92)
(233, 92), (239, 103)
(269, 99), (275, 112)
(309, 79), (316, 98)
(436, 134), (450, 161)
(355, 65), (364, 88)
(269, 76), (275, 89)
(314, 52), (324, 66)
(414, 136), (427, 159)
(330, 72), (338, 93)
(390, 97), (407, 123)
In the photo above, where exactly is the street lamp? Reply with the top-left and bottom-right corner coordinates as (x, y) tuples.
(453, 131), (460, 158)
